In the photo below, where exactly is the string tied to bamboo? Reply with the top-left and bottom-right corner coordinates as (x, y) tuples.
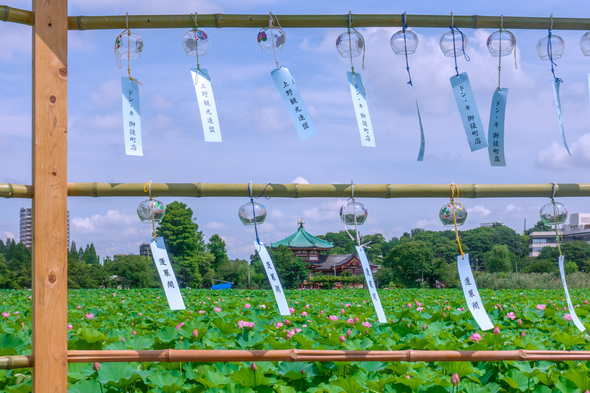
(115, 12), (143, 85)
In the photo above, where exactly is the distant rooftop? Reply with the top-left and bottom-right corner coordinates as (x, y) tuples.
(271, 220), (333, 250)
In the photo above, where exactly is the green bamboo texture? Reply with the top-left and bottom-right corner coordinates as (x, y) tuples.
(0, 182), (588, 199)
(2, 6), (590, 31)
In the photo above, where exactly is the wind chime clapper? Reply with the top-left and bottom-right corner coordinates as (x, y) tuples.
(485, 16), (516, 167)
(239, 182), (291, 316)
(537, 15), (571, 156)
(184, 14), (222, 143)
(442, 184), (493, 331)
(390, 12), (424, 161)
(443, 13), (487, 153)
(116, 13), (145, 156)
(337, 11), (376, 148)
(539, 185), (586, 332)
(260, 13), (318, 141)
(340, 183), (386, 323)
(137, 181), (185, 311)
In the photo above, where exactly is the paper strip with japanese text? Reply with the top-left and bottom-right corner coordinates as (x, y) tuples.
(488, 88), (508, 166)
(190, 68), (222, 142)
(271, 66), (318, 141)
(409, 84), (425, 161)
(559, 255), (585, 332)
(121, 77), (143, 156)
(254, 241), (291, 316)
(450, 73), (487, 152)
(554, 78), (571, 156)
(150, 237), (185, 310)
(348, 72), (376, 147)
(457, 254), (493, 331)
(356, 246), (386, 323)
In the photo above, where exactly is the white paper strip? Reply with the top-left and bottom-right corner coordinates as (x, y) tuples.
(559, 255), (586, 332)
(347, 72), (376, 147)
(254, 241), (291, 316)
(190, 68), (222, 142)
(457, 254), (493, 331)
(121, 77), (143, 156)
(271, 66), (318, 140)
(356, 246), (386, 323)
(150, 237), (185, 310)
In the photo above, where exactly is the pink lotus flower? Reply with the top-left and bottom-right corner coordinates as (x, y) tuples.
(361, 321), (372, 328)
(346, 329), (352, 337)
(563, 313), (573, 321)
(132, 330), (137, 335)
(284, 319), (290, 325)
(537, 304), (546, 310)
(192, 329), (198, 337)
(493, 327), (500, 335)
(422, 324), (427, 330)
(238, 320), (255, 329)
(407, 303), (412, 308)
(406, 375), (411, 379)
(451, 373), (460, 386)
(93, 362), (101, 371)
(517, 318), (522, 326)
(213, 307), (221, 312)
(301, 311), (308, 317)
(244, 304), (251, 309)
(347, 318), (354, 324)
(340, 309), (345, 314)
(275, 322), (284, 328)
(77, 305), (82, 309)
(505, 312), (516, 320)
(250, 362), (257, 370)
(176, 322), (184, 330)
(354, 317), (359, 323)
(286, 329), (296, 339)
(198, 310), (205, 314)
(67, 324), (73, 330)
(85, 313), (94, 320)
(584, 300), (588, 305)
(328, 315), (338, 322)
(417, 307), (424, 312)
(469, 333), (482, 343)
(339, 335), (346, 342)
(260, 304), (266, 309)
(521, 331), (526, 337)
(302, 324), (307, 328)
(121, 337), (126, 342)
(305, 304), (310, 309)
(345, 303), (350, 308)
(1, 312), (9, 318)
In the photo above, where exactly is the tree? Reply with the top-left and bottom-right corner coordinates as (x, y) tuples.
(207, 234), (229, 271)
(216, 258), (250, 288)
(271, 245), (308, 289)
(524, 220), (552, 236)
(83, 243), (100, 265)
(104, 255), (159, 288)
(383, 241), (433, 288)
(485, 245), (515, 273)
(156, 201), (205, 259)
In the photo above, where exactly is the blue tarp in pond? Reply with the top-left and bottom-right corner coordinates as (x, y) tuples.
(212, 283), (232, 290)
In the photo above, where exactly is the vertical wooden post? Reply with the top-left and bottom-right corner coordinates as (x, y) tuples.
(32, 0), (68, 391)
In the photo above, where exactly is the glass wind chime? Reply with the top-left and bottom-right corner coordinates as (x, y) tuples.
(442, 13), (487, 153)
(539, 185), (585, 331)
(390, 13), (425, 161)
(260, 13), (318, 141)
(115, 13), (144, 156)
(183, 14), (222, 143)
(239, 182), (291, 316)
(537, 15), (570, 156)
(439, 184), (493, 331)
(137, 181), (185, 310)
(340, 183), (386, 323)
(336, 11), (375, 147)
(486, 16), (516, 167)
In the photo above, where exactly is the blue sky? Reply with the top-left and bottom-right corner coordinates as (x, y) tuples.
(1, 0), (590, 260)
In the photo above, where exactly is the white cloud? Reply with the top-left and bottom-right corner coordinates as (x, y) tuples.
(467, 205), (491, 217)
(205, 221), (228, 230)
(536, 133), (590, 169)
(1, 231), (14, 240)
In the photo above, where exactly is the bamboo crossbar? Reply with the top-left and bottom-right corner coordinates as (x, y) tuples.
(2, 6), (590, 31)
(0, 182), (589, 199)
(5, 349), (590, 369)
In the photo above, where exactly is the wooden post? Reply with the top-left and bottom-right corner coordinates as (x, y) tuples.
(32, 0), (68, 392)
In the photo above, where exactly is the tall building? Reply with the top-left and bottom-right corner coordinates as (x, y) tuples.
(139, 243), (152, 259)
(20, 207), (70, 249)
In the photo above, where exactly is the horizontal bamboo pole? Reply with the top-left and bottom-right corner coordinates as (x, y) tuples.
(2, 7), (590, 31)
(6, 349), (590, 369)
(1, 182), (589, 199)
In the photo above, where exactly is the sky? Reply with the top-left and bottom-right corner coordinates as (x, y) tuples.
(1, 0), (590, 261)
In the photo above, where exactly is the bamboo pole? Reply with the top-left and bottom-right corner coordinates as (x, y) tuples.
(6, 349), (590, 369)
(2, 6), (590, 31)
(2, 182), (590, 199)
(32, 0), (68, 391)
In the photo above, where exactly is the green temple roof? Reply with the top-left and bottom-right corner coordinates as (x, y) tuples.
(271, 220), (334, 250)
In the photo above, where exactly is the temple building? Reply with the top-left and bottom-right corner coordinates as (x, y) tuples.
(270, 220), (379, 287)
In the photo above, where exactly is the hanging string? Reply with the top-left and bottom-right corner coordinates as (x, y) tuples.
(497, 16), (503, 90)
(551, 183), (563, 256)
(547, 14), (562, 83)
(449, 183), (465, 257)
(191, 13), (201, 71)
(347, 11), (367, 95)
(115, 12), (142, 85)
(449, 12), (470, 77)
(143, 180), (156, 241)
(248, 182), (272, 244)
(402, 12), (413, 86)
(268, 12), (282, 69)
